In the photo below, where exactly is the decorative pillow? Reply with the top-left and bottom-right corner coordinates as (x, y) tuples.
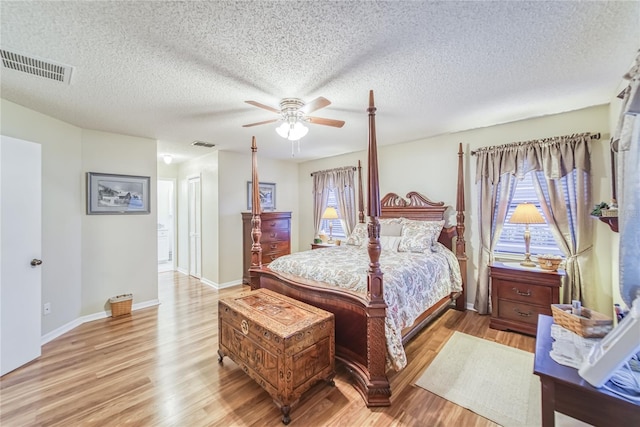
(346, 222), (368, 247)
(380, 217), (404, 236)
(397, 219), (445, 253)
(379, 235), (402, 251)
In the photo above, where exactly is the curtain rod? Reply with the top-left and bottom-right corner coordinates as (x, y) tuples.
(310, 166), (357, 177)
(470, 132), (601, 156)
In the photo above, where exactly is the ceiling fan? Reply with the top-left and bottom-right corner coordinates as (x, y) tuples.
(242, 96), (345, 140)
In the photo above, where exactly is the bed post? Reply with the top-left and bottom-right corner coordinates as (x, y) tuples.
(359, 90), (391, 406)
(455, 142), (467, 311)
(357, 160), (365, 224)
(249, 136), (263, 290)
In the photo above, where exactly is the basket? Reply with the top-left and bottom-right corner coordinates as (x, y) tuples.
(600, 208), (618, 217)
(109, 293), (133, 317)
(536, 255), (563, 271)
(551, 304), (613, 338)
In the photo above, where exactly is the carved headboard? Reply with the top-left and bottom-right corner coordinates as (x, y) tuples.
(379, 191), (456, 251)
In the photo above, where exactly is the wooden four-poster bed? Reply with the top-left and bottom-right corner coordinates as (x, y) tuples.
(247, 90), (467, 407)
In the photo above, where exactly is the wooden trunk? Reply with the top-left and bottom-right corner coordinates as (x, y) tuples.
(218, 288), (335, 425)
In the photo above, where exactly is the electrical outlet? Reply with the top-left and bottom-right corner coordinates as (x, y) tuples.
(43, 302), (51, 315)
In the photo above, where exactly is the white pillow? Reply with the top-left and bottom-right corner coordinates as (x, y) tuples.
(380, 217), (404, 236)
(379, 235), (402, 251)
(398, 219), (445, 253)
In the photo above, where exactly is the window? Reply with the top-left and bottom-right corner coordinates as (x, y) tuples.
(320, 189), (346, 238)
(495, 172), (563, 256)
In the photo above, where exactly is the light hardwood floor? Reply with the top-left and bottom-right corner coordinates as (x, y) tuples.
(1, 272), (535, 426)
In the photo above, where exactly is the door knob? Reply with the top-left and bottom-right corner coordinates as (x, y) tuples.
(31, 259), (43, 266)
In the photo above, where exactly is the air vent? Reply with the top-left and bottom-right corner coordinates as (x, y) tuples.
(0, 49), (73, 84)
(191, 141), (216, 148)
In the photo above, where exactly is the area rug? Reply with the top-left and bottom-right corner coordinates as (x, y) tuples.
(415, 332), (541, 427)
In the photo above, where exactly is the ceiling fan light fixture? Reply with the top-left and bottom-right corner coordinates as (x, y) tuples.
(275, 122), (290, 138)
(163, 154), (173, 164)
(288, 122), (308, 140)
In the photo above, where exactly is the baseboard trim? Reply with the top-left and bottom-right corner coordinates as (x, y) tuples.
(200, 277), (243, 290)
(41, 299), (160, 345)
(176, 267), (188, 275)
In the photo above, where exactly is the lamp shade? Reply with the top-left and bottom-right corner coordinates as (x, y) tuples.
(509, 202), (545, 224)
(322, 206), (339, 219)
(163, 154), (173, 165)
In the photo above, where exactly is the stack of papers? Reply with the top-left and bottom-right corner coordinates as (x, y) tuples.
(550, 323), (602, 369)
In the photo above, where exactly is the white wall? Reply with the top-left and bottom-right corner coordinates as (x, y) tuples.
(1, 99), (82, 335)
(218, 150), (298, 284)
(1, 99), (159, 332)
(175, 148), (299, 286)
(299, 105), (616, 314)
(80, 130), (158, 314)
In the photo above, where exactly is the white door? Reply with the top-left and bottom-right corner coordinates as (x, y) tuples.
(188, 177), (201, 278)
(0, 136), (42, 376)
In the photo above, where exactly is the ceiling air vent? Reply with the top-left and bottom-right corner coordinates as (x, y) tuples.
(0, 49), (73, 84)
(191, 141), (216, 148)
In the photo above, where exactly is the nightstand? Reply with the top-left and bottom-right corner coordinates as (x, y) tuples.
(311, 243), (336, 249)
(489, 261), (564, 336)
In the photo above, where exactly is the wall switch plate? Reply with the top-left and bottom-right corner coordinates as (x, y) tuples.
(43, 302), (51, 315)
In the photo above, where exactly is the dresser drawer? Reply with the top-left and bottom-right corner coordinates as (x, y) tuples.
(263, 241), (289, 253)
(262, 218), (290, 231)
(498, 300), (551, 325)
(495, 279), (551, 306)
(262, 250), (288, 264)
(262, 229), (290, 243)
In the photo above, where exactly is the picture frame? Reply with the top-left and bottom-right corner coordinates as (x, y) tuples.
(247, 181), (276, 211)
(87, 172), (150, 215)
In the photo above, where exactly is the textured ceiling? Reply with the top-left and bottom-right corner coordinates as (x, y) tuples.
(1, 1), (639, 163)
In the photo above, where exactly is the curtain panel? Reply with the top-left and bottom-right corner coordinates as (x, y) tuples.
(475, 134), (594, 314)
(312, 166), (357, 237)
(614, 50), (640, 309)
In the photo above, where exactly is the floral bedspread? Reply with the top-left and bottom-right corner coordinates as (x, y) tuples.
(267, 243), (463, 370)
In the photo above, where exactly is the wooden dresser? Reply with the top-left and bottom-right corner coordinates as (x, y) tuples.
(241, 211), (291, 284)
(218, 288), (335, 425)
(489, 261), (564, 336)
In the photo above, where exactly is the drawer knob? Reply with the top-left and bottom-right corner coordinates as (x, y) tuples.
(512, 287), (531, 297)
(241, 319), (249, 335)
(270, 244), (278, 249)
(270, 255), (277, 261)
(513, 308), (533, 317)
(270, 232), (277, 238)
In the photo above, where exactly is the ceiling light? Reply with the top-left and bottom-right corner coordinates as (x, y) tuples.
(163, 154), (173, 165)
(275, 120), (309, 141)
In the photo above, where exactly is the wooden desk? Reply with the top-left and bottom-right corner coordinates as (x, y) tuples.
(533, 315), (640, 426)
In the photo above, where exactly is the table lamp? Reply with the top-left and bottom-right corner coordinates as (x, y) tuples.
(322, 206), (339, 243)
(509, 202), (546, 267)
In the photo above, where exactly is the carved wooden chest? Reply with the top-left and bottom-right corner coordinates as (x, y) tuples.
(218, 288), (335, 425)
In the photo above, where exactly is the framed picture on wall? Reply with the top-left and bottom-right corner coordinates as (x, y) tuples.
(87, 172), (150, 214)
(247, 181), (276, 211)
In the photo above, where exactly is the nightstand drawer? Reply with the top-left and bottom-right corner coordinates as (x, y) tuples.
(498, 300), (551, 325)
(495, 279), (551, 306)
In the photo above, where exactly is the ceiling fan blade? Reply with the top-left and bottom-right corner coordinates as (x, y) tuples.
(307, 116), (345, 128)
(242, 118), (280, 128)
(300, 97), (331, 114)
(245, 100), (280, 114)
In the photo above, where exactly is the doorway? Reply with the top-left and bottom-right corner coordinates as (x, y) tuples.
(188, 176), (202, 279)
(157, 179), (175, 273)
